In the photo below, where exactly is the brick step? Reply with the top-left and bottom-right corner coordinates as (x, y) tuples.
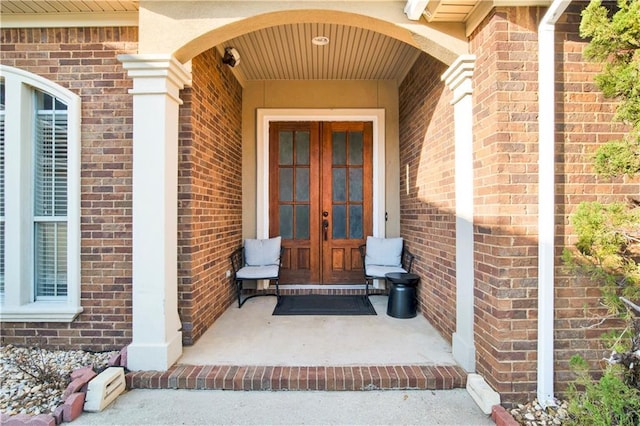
(126, 364), (467, 391)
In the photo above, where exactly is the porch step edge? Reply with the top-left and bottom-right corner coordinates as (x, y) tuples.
(126, 365), (467, 391)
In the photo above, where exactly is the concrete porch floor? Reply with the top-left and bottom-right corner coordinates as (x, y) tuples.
(178, 295), (457, 366)
(125, 294), (468, 392)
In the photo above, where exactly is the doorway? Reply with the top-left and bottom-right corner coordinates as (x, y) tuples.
(269, 121), (373, 284)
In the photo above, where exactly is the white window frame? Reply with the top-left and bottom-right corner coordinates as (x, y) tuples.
(0, 65), (81, 322)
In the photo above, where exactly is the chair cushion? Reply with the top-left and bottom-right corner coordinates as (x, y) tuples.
(244, 236), (281, 266)
(236, 265), (279, 280)
(365, 264), (407, 279)
(365, 236), (403, 267)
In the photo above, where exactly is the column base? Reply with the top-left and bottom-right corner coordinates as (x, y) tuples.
(126, 331), (183, 371)
(452, 332), (476, 372)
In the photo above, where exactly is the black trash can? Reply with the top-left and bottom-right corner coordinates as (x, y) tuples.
(385, 272), (420, 318)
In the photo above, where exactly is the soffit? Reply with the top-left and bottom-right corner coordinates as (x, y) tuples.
(0, 1), (138, 13)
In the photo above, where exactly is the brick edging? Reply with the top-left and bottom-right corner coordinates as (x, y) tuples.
(126, 364), (467, 391)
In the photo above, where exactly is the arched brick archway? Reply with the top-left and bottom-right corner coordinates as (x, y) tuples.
(122, 2), (474, 371)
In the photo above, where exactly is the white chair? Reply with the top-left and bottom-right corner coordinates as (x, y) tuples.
(359, 236), (415, 295)
(230, 236), (283, 307)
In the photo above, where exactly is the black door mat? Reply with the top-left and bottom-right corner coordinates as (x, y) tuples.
(272, 294), (377, 316)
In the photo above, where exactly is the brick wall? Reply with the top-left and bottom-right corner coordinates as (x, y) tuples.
(0, 27), (138, 351)
(469, 5), (640, 404)
(470, 6), (547, 403)
(177, 48), (243, 344)
(398, 53), (457, 340)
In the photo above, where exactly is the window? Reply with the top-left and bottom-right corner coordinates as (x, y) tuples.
(0, 65), (81, 322)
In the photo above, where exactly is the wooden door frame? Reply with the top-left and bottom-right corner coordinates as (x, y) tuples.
(256, 109), (386, 241)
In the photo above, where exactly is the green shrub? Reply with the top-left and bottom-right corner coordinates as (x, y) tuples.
(566, 355), (640, 425)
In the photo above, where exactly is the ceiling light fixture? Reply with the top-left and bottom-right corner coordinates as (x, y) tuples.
(312, 36), (330, 46)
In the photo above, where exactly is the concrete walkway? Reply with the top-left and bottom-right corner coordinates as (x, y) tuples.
(75, 388), (494, 425)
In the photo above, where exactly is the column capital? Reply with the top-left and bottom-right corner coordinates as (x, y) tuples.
(441, 54), (476, 105)
(118, 54), (192, 102)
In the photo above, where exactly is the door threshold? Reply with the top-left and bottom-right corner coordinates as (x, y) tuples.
(280, 284), (366, 290)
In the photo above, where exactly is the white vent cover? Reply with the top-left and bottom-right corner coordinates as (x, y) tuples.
(84, 367), (126, 412)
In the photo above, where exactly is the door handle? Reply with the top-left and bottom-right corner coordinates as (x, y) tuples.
(323, 219), (329, 241)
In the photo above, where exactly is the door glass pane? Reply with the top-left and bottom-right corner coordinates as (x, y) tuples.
(349, 169), (362, 202)
(295, 131), (310, 165)
(348, 131), (363, 165)
(295, 168), (309, 201)
(349, 205), (363, 239)
(295, 205), (310, 239)
(279, 168), (293, 201)
(279, 131), (293, 165)
(332, 205), (346, 239)
(332, 168), (346, 202)
(279, 205), (293, 239)
(332, 132), (346, 165)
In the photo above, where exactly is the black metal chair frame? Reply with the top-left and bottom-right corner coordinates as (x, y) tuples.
(230, 246), (284, 308)
(358, 242), (415, 295)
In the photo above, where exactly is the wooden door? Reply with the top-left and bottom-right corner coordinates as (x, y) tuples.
(269, 121), (372, 284)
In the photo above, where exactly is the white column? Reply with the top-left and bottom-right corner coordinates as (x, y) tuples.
(118, 54), (191, 371)
(442, 55), (476, 373)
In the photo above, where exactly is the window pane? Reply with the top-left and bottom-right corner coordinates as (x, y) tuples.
(279, 205), (293, 239)
(295, 131), (309, 165)
(332, 205), (346, 239)
(348, 131), (363, 165)
(295, 168), (309, 201)
(349, 205), (363, 239)
(0, 81), (4, 296)
(332, 132), (346, 165)
(279, 168), (293, 201)
(295, 205), (310, 239)
(34, 91), (68, 217)
(279, 131), (293, 165)
(0, 223), (3, 296)
(35, 222), (67, 298)
(349, 169), (362, 202)
(332, 168), (346, 202)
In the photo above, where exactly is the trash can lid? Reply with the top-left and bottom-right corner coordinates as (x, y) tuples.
(385, 272), (420, 285)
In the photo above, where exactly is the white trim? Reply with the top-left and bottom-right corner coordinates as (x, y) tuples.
(442, 55), (476, 373)
(404, 0), (429, 20)
(537, 0), (572, 408)
(256, 109), (386, 239)
(0, 12), (138, 29)
(0, 65), (82, 323)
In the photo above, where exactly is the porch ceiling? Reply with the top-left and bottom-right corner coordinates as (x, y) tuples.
(214, 23), (422, 82)
(1, 0), (552, 81)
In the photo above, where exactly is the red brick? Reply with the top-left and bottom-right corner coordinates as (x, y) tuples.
(491, 405), (519, 426)
(70, 366), (94, 380)
(63, 371), (95, 400)
(62, 392), (85, 422)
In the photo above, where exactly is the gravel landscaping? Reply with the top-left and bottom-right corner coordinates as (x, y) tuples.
(508, 398), (571, 425)
(0, 345), (118, 416)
